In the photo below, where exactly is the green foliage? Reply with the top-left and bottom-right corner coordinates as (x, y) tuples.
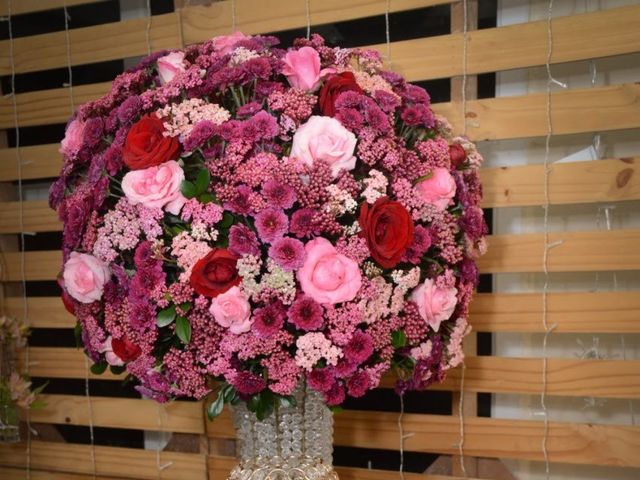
(157, 305), (177, 327)
(175, 315), (192, 344)
(391, 329), (407, 348)
(90, 362), (108, 375)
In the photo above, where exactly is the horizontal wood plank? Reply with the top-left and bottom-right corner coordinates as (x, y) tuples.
(0, 0), (105, 16)
(0, 144), (62, 181)
(27, 394), (204, 434)
(0, 441), (206, 480)
(24, 347), (640, 398)
(206, 409), (640, 467)
(480, 157), (640, 208)
(0, 467), (130, 480)
(477, 229), (640, 274)
(0, 200), (60, 233)
(378, 4), (640, 81)
(1, 82), (638, 142)
(6, 297), (74, 328)
(1, 250), (62, 282)
(470, 291), (640, 333)
(182, 0), (454, 45)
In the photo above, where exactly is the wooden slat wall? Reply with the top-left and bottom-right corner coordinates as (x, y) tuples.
(0, 1), (638, 479)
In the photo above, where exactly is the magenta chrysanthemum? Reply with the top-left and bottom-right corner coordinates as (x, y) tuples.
(254, 207), (288, 243)
(287, 295), (324, 331)
(268, 236), (305, 271)
(343, 330), (374, 365)
(252, 302), (286, 338)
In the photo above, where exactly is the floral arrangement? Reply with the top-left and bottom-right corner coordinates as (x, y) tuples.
(50, 32), (487, 419)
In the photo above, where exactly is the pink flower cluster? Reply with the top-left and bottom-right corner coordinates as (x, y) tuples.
(51, 32), (486, 409)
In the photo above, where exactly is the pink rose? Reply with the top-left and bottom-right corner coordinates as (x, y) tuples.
(59, 118), (86, 159)
(297, 237), (362, 305)
(63, 252), (110, 303)
(209, 286), (252, 334)
(291, 116), (357, 178)
(410, 278), (457, 332)
(157, 51), (186, 85)
(100, 336), (124, 366)
(121, 160), (187, 215)
(282, 46), (334, 92)
(212, 31), (249, 55)
(415, 167), (457, 211)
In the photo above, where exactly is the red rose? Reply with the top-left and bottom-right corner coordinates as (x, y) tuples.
(449, 144), (466, 169)
(61, 290), (76, 315)
(112, 337), (142, 363)
(190, 248), (242, 297)
(122, 115), (180, 170)
(319, 72), (363, 117)
(358, 196), (414, 269)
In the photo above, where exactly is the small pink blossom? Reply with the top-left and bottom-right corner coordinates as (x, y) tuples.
(157, 51), (187, 85)
(282, 47), (334, 91)
(121, 160), (187, 215)
(63, 252), (110, 303)
(410, 278), (457, 332)
(209, 286), (252, 334)
(415, 167), (457, 211)
(297, 237), (361, 305)
(291, 116), (357, 178)
(212, 31), (249, 55)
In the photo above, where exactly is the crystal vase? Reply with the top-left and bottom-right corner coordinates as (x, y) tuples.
(229, 383), (339, 480)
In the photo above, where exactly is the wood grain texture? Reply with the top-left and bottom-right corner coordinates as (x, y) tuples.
(5, 297), (75, 328)
(476, 229), (640, 273)
(1, 250), (62, 281)
(0, 13), (181, 76)
(206, 410), (640, 466)
(28, 394), (204, 434)
(375, 4), (640, 81)
(481, 157), (640, 208)
(470, 291), (640, 333)
(182, 0), (455, 45)
(0, 0), (105, 16)
(0, 441), (206, 479)
(2, 81), (638, 141)
(0, 200), (60, 233)
(24, 347), (640, 398)
(0, 144), (62, 181)
(0, 467), (130, 480)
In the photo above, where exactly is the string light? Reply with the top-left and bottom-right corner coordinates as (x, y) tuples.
(231, 0), (237, 33)
(146, 0), (153, 55)
(4, 1), (32, 477)
(384, 0), (391, 63)
(305, 0), (311, 39)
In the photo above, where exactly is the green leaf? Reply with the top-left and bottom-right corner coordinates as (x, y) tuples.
(279, 395), (297, 409)
(329, 405), (344, 414)
(175, 315), (192, 344)
(74, 322), (83, 348)
(413, 171), (434, 185)
(181, 180), (197, 199)
(207, 393), (225, 420)
(178, 302), (192, 314)
(198, 192), (215, 204)
(219, 212), (234, 228)
(195, 169), (211, 195)
(110, 365), (126, 375)
(222, 384), (237, 403)
(90, 362), (108, 375)
(157, 305), (176, 327)
(391, 329), (407, 348)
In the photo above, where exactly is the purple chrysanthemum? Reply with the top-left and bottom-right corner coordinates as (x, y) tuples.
(83, 117), (104, 147)
(403, 225), (432, 265)
(331, 358), (357, 379)
(224, 184), (253, 215)
(228, 224), (260, 256)
(268, 236), (305, 271)
(183, 120), (215, 152)
(254, 207), (288, 243)
(232, 371), (267, 395)
(117, 95), (142, 124)
(289, 208), (320, 238)
(346, 370), (371, 398)
(324, 381), (346, 406)
(262, 179), (296, 209)
(343, 330), (374, 365)
(307, 367), (334, 393)
(287, 295), (324, 331)
(252, 302), (286, 338)
(250, 110), (279, 139)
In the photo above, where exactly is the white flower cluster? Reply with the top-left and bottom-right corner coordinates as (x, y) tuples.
(361, 169), (388, 204)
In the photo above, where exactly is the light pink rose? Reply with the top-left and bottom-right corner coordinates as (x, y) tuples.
(63, 252), (110, 304)
(282, 46), (334, 92)
(100, 337), (124, 366)
(209, 286), (252, 334)
(291, 116), (357, 178)
(121, 160), (187, 215)
(212, 31), (249, 55)
(415, 167), (457, 211)
(297, 237), (362, 305)
(59, 118), (86, 159)
(410, 278), (457, 332)
(157, 51), (186, 85)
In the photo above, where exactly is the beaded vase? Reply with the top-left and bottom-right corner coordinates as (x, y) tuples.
(229, 383), (339, 480)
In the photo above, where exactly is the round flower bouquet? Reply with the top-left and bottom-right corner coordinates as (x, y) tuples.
(51, 31), (486, 477)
